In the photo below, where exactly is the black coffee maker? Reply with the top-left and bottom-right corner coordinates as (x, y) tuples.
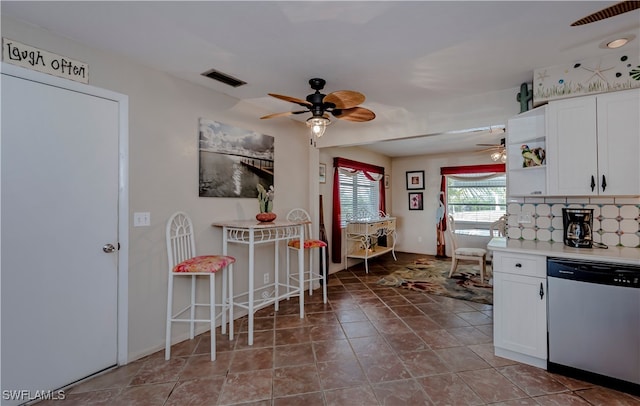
(562, 208), (593, 248)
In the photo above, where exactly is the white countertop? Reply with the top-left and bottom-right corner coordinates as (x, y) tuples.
(488, 237), (640, 266)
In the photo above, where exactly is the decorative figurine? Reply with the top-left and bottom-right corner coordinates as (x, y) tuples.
(517, 82), (533, 113)
(521, 145), (545, 167)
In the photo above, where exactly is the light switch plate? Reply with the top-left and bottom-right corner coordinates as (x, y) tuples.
(134, 212), (150, 227)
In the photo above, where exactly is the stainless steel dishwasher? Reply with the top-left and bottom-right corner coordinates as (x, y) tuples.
(547, 257), (640, 395)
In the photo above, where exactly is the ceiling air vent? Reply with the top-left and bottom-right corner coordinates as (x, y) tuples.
(201, 69), (246, 88)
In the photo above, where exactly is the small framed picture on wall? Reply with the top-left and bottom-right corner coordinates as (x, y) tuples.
(319, 163), (326, 184)
(406, 170), (425, 190)
(408, 192), (423, 210)
(384, 174), (390, 189)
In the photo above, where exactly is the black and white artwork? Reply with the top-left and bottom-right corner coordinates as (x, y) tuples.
(199, 118), (274, 197)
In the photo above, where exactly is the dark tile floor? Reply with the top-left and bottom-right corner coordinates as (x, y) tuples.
(40, 253), (640, 405)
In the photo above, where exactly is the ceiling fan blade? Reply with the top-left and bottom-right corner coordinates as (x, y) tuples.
(333, 107), (376, 122)
(260, 110), (308, 119)
(571, 1), (640, 26)
(477, 146), (503, 152)
(268, 93), (312, 107)
(323, 90), (366, 109)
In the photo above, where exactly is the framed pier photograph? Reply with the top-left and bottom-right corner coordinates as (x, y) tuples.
(198, 118), (274, 197)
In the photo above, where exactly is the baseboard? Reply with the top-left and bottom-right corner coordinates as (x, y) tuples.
(128, 306), (251, 364)
(495, 346), (546, 369)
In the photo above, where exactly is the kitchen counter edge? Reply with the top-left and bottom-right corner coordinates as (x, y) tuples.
(488, 237), (640, 266)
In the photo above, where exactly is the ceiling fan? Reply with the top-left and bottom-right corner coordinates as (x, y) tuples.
(571, 0), (640, 26)
(477, 138), (507, 162)
(260, 78), (375, 138)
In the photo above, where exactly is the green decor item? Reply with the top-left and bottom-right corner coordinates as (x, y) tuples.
(256, 184), (274, 213)
(517, 82), (533, 113)
(256, 184), (276, 222)
(521, 144), (545, 167)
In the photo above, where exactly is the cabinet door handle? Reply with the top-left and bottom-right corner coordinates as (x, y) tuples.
(590, 175), (596, 192)
(601, 175), (607, 192)
(515, 263), (522, 268)
(539, 282), (544, 300)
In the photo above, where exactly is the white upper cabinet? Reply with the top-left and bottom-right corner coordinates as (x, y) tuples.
(596, 90), (640, 196)
(547, 89), (640, 196)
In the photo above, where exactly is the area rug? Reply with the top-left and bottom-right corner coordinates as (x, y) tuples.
(377, 257), (493, 305)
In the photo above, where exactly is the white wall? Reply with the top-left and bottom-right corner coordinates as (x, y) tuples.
(2, 16), (310, 361)
(391, 151), (497, 256)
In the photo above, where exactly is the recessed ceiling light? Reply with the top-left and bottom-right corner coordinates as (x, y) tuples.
(599, 34), (635, 49)
(607, 38), (629, 48)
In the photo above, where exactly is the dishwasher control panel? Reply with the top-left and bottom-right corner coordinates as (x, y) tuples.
(613, 275), (639, 287)
(547, 258), (640, 289)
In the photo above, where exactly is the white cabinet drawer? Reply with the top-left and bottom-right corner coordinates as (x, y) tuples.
(494, 251), (546, 278)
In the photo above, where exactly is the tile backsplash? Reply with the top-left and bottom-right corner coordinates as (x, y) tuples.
(507, 196), (640, 248)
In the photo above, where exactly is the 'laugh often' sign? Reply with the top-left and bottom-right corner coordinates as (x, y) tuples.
(2, 38), (88, 84)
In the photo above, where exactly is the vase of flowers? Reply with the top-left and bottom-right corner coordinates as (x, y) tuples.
(256, 184), (276, 222)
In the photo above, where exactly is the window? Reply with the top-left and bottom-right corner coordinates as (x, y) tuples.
(338, 170), (379, 227)
(331, 157), (386, 263)
(447, 173), (506, 226)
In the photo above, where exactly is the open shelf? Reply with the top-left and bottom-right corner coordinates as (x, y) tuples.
(344, 216), (397, 273)
(346, 246), (394, 260)
(507, 105), (547, 196)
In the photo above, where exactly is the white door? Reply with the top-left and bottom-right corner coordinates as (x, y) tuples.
(2, 72), (120, 404)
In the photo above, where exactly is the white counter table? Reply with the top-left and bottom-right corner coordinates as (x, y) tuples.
(212, 219), (308, 346)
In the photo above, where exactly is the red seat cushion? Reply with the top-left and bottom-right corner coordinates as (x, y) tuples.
(287, 239), (328, 249)
(173, 255), (235, 273)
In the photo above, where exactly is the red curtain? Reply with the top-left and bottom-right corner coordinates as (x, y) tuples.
(436, 176), (447, 258)
(441, 163), (505, 175)
(331, 157), (385, 263)
(437, 163), (505, 257)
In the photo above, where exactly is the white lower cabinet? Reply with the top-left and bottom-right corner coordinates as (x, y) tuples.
(493, 251), (547, 369)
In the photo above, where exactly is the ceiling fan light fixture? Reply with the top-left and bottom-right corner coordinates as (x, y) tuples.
(491, 150), (507, 163)
(307, 116), (331, 138)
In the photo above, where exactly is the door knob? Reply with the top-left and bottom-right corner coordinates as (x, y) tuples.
(103, 243), (117, 253)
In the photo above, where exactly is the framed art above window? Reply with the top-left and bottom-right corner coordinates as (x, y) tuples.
(406, 170), (424, 190)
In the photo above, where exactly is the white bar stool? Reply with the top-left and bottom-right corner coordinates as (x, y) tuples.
(285, 208), (328, 303)
(165, 211), (234, 361)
